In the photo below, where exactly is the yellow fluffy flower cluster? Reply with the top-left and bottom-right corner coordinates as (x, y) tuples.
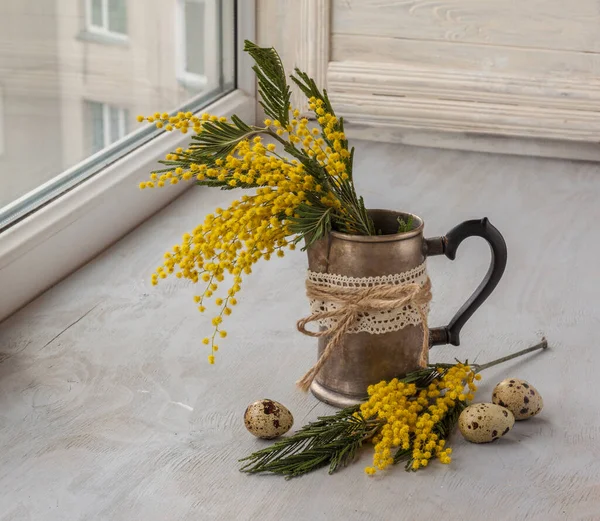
(136, 71), (373, 364)
(361, 364), (481, 474)
(264, 99), (351, 183)
(136, 43), (378, 367)
(136, 97), (362, 363)
(136, 110), (224, 134)
(142, 135), (320, 362)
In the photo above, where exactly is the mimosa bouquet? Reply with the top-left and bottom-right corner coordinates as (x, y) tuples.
(138, 41), (389, 362)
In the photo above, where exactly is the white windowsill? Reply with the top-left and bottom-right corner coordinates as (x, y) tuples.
(0, 89), (255, 322)
(78, 29), (130, 46)
(177, 73), (209, 91)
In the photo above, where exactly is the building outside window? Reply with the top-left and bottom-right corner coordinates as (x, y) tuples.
(86, 0), (128, 38)
(176, 0), (218, 91)
(0, 0), (249, 325)
(87, 101), (129, 154)
(0, 0), (236, 227)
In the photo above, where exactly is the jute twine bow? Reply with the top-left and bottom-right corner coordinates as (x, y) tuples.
(296, 277), (432, 392)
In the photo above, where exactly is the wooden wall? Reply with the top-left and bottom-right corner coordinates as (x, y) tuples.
(257, 0), (600, 159)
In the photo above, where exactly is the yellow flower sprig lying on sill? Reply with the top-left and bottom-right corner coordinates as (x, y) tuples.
(240, 362), (478, 478)
(137, 41), (376, 363)
(239, 340), (548, 479)
(362, 362), (478, 474)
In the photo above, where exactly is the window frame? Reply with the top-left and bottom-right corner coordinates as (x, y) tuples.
(87, 101), (129, 152)
(175, 0), (219, 91)
(85, 0), (129, 41)
(0, 0), (256, 322)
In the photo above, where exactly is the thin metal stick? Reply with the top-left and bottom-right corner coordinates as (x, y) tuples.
(473, 337), (548, 374)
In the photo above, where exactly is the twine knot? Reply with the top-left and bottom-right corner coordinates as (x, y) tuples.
(296, 276), (432, 391)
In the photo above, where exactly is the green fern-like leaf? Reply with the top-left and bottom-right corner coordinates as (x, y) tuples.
(288, 203), (333, 249)
(244, 40), (291, 125)
(397, 215), (414, 233)
(188, 115), (256, 158)
(290, 69), (333, 113)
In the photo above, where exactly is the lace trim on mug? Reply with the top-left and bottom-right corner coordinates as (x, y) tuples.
(307, 262), (429, 335)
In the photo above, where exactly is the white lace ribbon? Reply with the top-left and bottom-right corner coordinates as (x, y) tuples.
(307, 262), (430, 335)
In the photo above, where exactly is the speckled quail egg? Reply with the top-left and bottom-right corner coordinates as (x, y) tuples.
(244, 399), (294, 439)
(492, 378), (543, 420)
(458, 403), (515, 443)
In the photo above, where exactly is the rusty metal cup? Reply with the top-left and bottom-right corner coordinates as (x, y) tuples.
(305, 210), (507, 408)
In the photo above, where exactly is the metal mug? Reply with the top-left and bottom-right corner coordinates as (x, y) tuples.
(305, 210), (507, 408)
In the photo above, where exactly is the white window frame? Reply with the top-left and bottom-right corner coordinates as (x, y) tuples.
(0, 0), (255, 322)
(85, 0), (128, 41)
(89, 102), (128, 151)
(175, 0), (218, 90)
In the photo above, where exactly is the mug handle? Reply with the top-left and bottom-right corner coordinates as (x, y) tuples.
(425, 218), (507, 347)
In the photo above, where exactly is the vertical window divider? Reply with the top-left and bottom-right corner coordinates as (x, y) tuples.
(118, 108), (126, 142)
(101, 0), (109, 30)
(102, 104), (111, 149)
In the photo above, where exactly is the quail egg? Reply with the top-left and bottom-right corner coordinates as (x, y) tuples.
(458, 402), (515, 443)
(492, 378), (543, 420)
(244, 399), (294, 439)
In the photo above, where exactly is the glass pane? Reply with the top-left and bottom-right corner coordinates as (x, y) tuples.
(184, 1), (205, 75)
(108, 0), (127, 34)
(0, 0), (235, 228)
(221, 0), (235, 86)
(88, 102), (105, 153)
(91, 0), (103, 27)
(122, 109), (129, 136)
(109, 106), (121, 143)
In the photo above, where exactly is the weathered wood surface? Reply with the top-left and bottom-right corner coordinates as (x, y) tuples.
(324, 0), (600, 150)
(1, 141), (599, 520)
(333, 0), (600, 54)
(331, 33), (600, 80)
